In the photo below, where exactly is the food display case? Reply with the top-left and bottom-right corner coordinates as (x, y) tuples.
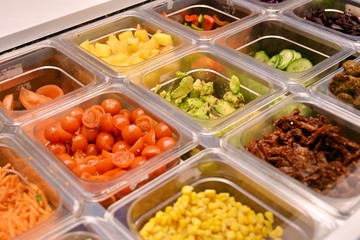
(1, 0), (360, 239)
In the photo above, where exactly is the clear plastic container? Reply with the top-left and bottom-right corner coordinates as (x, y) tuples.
(213, 14), (354, 86)
(311, 57), (360, 118)
(58, 10), (194, 77)
(222, 93), (360, 217)
(286, 0), (360, 42)
(20, 82), (198, 204)
(239, 0), (308, 12)
(131, 45), (287, 135)
(0, 132), (79, 240)
(140, 0), (261, 40)
(0, 43), (105, 123)
(106, 148), (337, 240)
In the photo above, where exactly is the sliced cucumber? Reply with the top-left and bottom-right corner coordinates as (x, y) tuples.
(267, 55), (282, 68)
(278, 49), (294, 70)
(286, 58), (313, 72)
(254, 51), (270, 63)
(292, 50), (302, 60)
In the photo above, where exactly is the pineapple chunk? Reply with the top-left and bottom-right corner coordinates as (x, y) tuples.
(139, 38), (159, 51)
(118, 30), (134, 41)
(126, 37), (139, 53)
(102, 53), (128, 66)
(106, 35), (128, 55)
(94, 43), (111, 58)
(80, 39), (91, 51)
(128, 53), (144, 65)
(152, 32), (174, 46)
(138, 49), (152, 59)
(135, 29), (150, 42)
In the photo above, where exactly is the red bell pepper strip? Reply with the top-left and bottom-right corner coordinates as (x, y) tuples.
(203, 15), (215, 30)
(213, 14), (229, 26)
(161, 11), (167, 17)
(184, 14), (200, 27)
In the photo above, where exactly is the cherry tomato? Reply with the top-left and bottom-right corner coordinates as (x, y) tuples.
(68, 107), (84, 123)
(73, 164), (97, 177)
(135, 115), (154, 132)
(101, 149), (113, 159)
(154, 122), (173, 139)
(100, 113), (115, 133)
(80, 125), (100, 142)
(112, 140), (131, 152)
(71, 134), (88, 152)
(156, 136), (177, 151)
(44, 124), (60, 143)
(56, 152), (72, 162)
(130, 107), (145, 123)
(95, 132), (115, 152)
(73, 150), (87, 165)
(128, 137), (144, 156)
(141, 145), (162, 159)
(112, 114), (130, 131)
(82, 106), (103, 128)
(102, 168), (128, 178)
(130, 156), (147, 169)
(94, 157), (116, 174)
(112, 151), (135, 168)
(86, 143), (100, 156)
(121, 124), (142, 144)
(58, 126), (74, 143)
(61, 115), (80, 134)
(149, 165), (167, 179)
(47, 142), (67, 155)
(143, 129), (156, 146)
(101, 98), (121, 116)
(119, 109), (132, 121)
(63, 159), (77, 170)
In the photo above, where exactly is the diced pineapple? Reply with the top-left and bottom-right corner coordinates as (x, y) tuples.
(126, 37), (139, 53)
(159, 45), (174, 53)
(135, 29), (150, 42)
(118, 30), (134, 41)
(106, 35), (128, 55)
(94, 43), (111, 57)
(80, 39), (91, 51)
(153, 32), (174, 46)
(150, 49), (161, 57)
(139, 38), (159, 51)
(128, 53), (144, 65)
(138, 49), (152, 59)
(102, 53), (129, 66)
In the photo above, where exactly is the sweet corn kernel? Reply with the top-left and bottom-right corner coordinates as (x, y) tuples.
(182, 185), (193, 195)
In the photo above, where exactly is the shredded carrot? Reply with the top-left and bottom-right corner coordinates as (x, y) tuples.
(0, 163), (54, 240)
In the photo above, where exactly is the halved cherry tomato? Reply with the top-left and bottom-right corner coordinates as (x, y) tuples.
(100, 113), (115, 133)
(112, 151), (135, 168)
(94, 157), (116, 174)
(73, 150), (87, 165)
(121, 124), (142, 144)
(102, 168), (128, 178)
(86, 143), (99, 156)
(142, 145), (162, 159)
(82, 106), (104, 128)
(95, 132), (115, 152)
(35, 84), (64, 99)
(67, 107), (84, 123)
(112, 140), (131, 152)
(71, 134), (88, 152)
(56, 152), (73, 162)
(2, 94), (14, 110)
(58, 126), (74, 143)
(119, 109), (132, 121)
(81, 172), (112, 182)
(156, 136), (176, 151)
(112, 114), (130, 131)
(63, 159), (77, 170)
(73, 164), (97, 177)
(80, 125), (100, 142)
(130, 107), (145, 123)
(101, 98), (121, 116)
(135, 115), (154, 132)
(154, 122), (173, 139)
(61, 115), (81, 134)
(44, 123), (60, 143)
(130, 156), (147, 169)
(143, 129), (156, 146)
(128, 136), (145, 156)
(19, 87), (52, 110)
(47, 142), (67, 155)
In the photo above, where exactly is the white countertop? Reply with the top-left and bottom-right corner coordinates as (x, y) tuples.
(0, 0), (146, 52)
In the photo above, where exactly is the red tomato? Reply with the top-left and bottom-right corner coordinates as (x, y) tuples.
(44, 124), (60, 143)
(128, 137), (144, 156)
(71, 134), (88, 152)
(56, 152), (72, 162)
(130, 156), (147, 169)
(58, 126), (74, 143)
(102, 168), (128, 178)
(121, 124), (142, 144)
(154, 122), (173, 139)
(156, 136), (177, 151)
(130, 107), (145, 123)
(112, 151), (135, 168)
(135, 115), (154, 132)
(143, 129), (156, 146)
(149, 165), (167, 179)
(96, 132), (115, 152)
(141, 145), (162, 159)
(112, 114), (130, 131)
(82, 106), (104, 128)
(100, 113), (115, 133)
(73, 164), (97, 177)
(94, 157), (116, 174)
(68, 107), (84, 123)
(112, 140), (131, 152)
(101, 98), (121, 116)
(47, 142), (67, 155)
(80, 125), (100, 142)
(85, 143), (99, 156)
(61, 115), (80, 134)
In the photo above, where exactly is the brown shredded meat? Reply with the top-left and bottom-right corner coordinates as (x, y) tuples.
(246, 108), (360, 198)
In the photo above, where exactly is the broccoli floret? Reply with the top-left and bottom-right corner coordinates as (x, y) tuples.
(230, 75), (241, 94)
(171, 76), (194, 99)
(213, 100), (236, 116)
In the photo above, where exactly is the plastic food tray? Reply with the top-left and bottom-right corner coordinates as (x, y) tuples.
(0, 0), (360, 239)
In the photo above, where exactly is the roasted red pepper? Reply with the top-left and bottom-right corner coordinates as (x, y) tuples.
(213, 14), (229, 27)
(203, 15), (215, 31)
(184, 14), (200, 27)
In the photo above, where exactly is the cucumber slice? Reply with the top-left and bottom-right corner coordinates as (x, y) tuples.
(278, 49), (294, 70)
(254, 51), (270, 63)
(292, 50), (302, 60)
(286, 58), (313, 72)
(267, 55), (282, 68)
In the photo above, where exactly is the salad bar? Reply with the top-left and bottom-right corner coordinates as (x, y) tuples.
(0, 0), (360, 239)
